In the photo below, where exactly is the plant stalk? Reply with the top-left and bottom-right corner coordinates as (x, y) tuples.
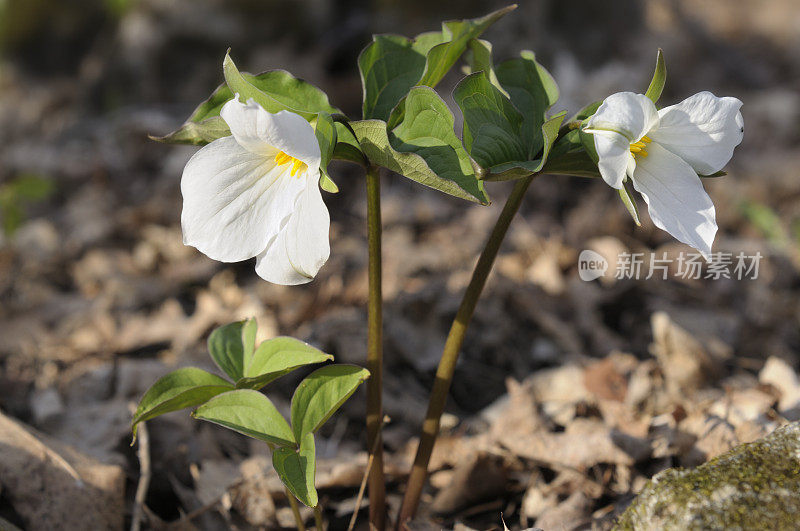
(396, 175), (535, 528)
(314, 505), (324, 530)
(365, 164), (387, 530)
(286, 487), (307, 531)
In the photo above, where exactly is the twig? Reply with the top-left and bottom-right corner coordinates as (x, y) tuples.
(348, 415), (389, 531)
(130, 417), (151, 531)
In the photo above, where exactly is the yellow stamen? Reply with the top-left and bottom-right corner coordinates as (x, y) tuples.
(290, 158), (304, 176)
(274, 150), (306, 177)
(629, 139), (650, 158)
(641, 135), (652, 143)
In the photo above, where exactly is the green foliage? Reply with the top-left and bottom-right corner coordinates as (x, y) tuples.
(193, 389), (296, 446)
(131, 368), (233, 440)
(290, 364), (370, 443)
(358, 5), (515, 122)
(619, 180), (642, 226)
(237, 336), (333, 390)
(273, 433), (318, 507)
(454, 53), (564, 181)
(0, 174), (55, 236)
(314, 113), (339, 192)
(151, 54), (339, 146)
(131, 318), (367, 508)
(644, 48), (666, 104)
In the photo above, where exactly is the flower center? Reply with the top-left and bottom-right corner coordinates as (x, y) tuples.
(274, 151), (306, 177)
(629, 135), (652, 158)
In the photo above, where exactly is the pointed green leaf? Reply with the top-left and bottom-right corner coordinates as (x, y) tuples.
(495, 50), (559, 159)
(358, 34), (429, 122)
(350, 119), (489, 204)
(571, 100), (602, 122)
(332, 121), (366, 166)
(454, 71), (526, 168)
(417, 5), (516, 88)
(273, 432), (318, 507)
(152, 59), (339, 145)
(542, 128), (602, 178)
(644, 48), (666, 104)
(358, 6), (514, 121)
(464, 38), (508, 97)
(485, 111), (566, 181)
(619, 179), (642, 226)
(700, 170), (727, 178)
(131, 368), (234, 439)
(290, 364), (370, 442)
(208, 320), (252, 381)
(313, 113), (338, 192)
(223, 51), (340, 120)
(236, 337), (333, 390)
(389, 86), (488, 202)
(149, 117), (231, 146)
(194, 389), (295, 446)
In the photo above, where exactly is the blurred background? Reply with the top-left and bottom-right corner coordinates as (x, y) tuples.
(1, 0), (799, 529)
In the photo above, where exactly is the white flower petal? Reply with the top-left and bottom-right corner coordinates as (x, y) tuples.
(221, 98), (321, 169)
(585, 92), (659, 142)
(589, 130), (634, 189)
(181, 135), (306, 262)
(254, 172), (330, 285)
(630, 142), (717, 258)
(649, 91), (743, 175)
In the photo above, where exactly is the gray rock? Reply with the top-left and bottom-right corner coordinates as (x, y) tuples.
(615, 422), (800, 530)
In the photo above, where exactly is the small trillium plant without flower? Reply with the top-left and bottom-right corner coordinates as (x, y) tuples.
(135, 5), (744, 529)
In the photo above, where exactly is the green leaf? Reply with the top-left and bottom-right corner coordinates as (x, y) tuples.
(495, 51), (559, 159)
(359, 34), (430, 122)
(484, 111), (566, 181)
(223, 51), (340, 120)
(571, 100), (602, 122)
(417, 5), (516, 88)
(700, 170), (727, 178)
(644, 48), (666, 104)
(350, 119), (489, 204)
(273, 432), (318, 507)
(131, 368), (233, 439)
(194, 389), (295, 447)
(332, 121), (366, 166)
(389, 86), (488, 202)
(619, 179), (642, 226)
(208, 320), (251, 381)
(464, 38), (508, 97)
(314, 113), (338, 192)
(152, 58), (340, 146)
(454, 71), (526, 170)
(237, 337), (333, 390)
(290, 364), (370, 442)
(358, 6), (515, 121)
(149, 117), (231, 146)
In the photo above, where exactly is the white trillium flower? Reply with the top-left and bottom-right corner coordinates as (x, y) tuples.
(181, 97), (330, 285)
(584, 91), (743, 258)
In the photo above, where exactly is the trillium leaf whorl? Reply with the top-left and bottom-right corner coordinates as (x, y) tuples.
(181, 98), (330, 285)
(584, 90), (743, 258)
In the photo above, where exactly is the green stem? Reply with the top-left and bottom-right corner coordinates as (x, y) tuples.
(365, 164), (387, 530)
(396, 175), (535, 527)
(314, 505), (324, 530)
(286, 487), (306, 531)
